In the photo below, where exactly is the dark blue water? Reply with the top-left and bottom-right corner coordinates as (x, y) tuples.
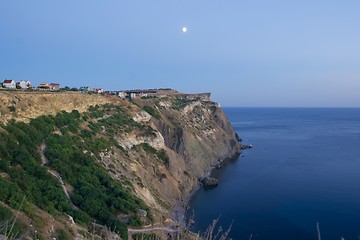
(187, 108), (360, 240)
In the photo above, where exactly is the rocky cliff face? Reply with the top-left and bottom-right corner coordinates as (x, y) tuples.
(0, 90), (240, 237)
(119, 96), (241, 223)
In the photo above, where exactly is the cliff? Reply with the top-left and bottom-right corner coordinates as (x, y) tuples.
(129, 96), (240, 221)
(0, 91), (240, 239)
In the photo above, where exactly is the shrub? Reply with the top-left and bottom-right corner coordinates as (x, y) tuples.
(67, 123), (78, 134)
(55, 228), (71, 240)
(0, 204), (12, 222)
(141, 143), (157, 155)
(0, 103), (150, 235)
(157, 149), (170, 167)
(142, 106), (160, 120)
(8, 106), (16, 112)
(172, 98), (193, 110)
(0, 204), (24, 238)
(107, 219), (128, 239)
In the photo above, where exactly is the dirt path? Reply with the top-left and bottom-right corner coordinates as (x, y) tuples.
(39, 141), (178, 237)
(39, 141), (48, 166)
(39, 143), (79, 210)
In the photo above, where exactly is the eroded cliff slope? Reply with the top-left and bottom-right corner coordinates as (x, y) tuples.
(128, 95), (241, 220)
(0, 91), (240, 239)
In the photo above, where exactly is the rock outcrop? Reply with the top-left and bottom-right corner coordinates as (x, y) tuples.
(129, 95), (241, 222)
(202, 177), (219, 187)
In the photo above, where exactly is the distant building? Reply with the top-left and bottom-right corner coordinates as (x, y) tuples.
(38, 82), (49, 89)
(92, 88), (104, 94)
(3, 79), (16, 89)
(17, 80), (31, 89)
(105, 91), (119, 95)
(49, 83), (61, 91)
(125, 89), (158, 99)
(139, 92), (148, 98)
(130, 93), (137, 99)
(118, 92), (127, 99)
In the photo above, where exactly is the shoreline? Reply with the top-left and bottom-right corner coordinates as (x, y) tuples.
(171, 148), (242, 228)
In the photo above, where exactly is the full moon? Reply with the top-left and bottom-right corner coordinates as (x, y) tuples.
(182, 27), (187, 33)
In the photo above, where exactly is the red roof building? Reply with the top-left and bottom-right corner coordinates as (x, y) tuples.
(2, 79), (16, 89)
(49, 83), (61, 91)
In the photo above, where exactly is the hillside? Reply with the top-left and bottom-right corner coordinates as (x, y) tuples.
(0, 91), (114, 123)
(0, 91), (241, 239)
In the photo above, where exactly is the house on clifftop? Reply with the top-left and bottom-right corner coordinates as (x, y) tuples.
(91, 88), (104, 93)
(3, 79), (16, 89)
(17, 80), (31, 89)
(118, 91), (127, 99)
(38, 82), (49, 89)
(49, 83), (61, 91)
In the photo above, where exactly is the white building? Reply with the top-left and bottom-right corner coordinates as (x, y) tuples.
(17, 80), (31, 89)
(3, 79), (16, 89)
(49, 83), (61, 91)
(92, 88), (104, 93)
(139, 92), (148, 98)
(38, 82), (49, 89)
(130, 93), (137, 99)
(118, 92), (127, 99)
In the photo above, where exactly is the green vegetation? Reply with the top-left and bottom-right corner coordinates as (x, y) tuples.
(55, 228), (72, 240)
(0, 118), (71, 215)
(157, 149), (170, 167)
(0, 205), (13, 222)
(141, 95), (157, 99)
(141, 143), (157, 155)
(142, 106), (161, 120)
(0, 204), (24, 238)
(8, 106), (16, 112)
(172, 97), (194, 110)
(141, 144), (170, 167)
(87, 105), (104, 119)
(0, 194), (29, 238)
(0, 105), (151, 239)
(97, 113), (140, 134)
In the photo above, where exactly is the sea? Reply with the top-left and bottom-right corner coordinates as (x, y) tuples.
(187, 108), (360, 240)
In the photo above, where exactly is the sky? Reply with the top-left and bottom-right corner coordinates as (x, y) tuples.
(1, 1), (359, 107)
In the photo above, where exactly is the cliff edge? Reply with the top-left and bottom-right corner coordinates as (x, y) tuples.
(0, 91), (240, 239)
(130, 94), (241, 223)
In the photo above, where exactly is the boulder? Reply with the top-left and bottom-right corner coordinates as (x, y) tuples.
(202, 177), (218, 187)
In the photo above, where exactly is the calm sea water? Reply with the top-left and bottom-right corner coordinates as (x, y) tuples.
(187, 108), (360, 240)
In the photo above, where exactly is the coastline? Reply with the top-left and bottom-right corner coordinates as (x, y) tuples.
(172, 149), (242, 228)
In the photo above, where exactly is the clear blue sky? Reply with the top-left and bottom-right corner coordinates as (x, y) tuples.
(1, 1), (359, 107)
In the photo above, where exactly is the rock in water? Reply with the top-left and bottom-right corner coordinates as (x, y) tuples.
(202, 177), (218, 186)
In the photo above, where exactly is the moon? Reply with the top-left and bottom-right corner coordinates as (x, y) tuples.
(182, 27), (187, 33)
